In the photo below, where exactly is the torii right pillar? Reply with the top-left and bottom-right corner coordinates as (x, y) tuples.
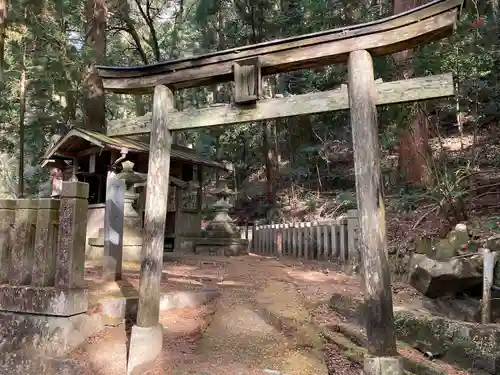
(348, 49), (403, 375)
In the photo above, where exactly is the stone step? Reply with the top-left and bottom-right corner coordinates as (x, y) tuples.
(96, 288), (221, 325)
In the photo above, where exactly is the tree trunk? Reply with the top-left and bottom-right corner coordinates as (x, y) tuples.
(0, 0), (7, 83)
(263, 121), (278, 205)
(18, 45), (26, 198)
(82, 0), (107, 132)
(393, 0), (432, 186)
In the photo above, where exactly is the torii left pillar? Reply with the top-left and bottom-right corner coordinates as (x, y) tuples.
(127, 85), (173, 375)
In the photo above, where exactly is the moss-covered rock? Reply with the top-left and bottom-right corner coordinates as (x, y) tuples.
(393, 308), (500, 374)
(329, 293), (500, 374)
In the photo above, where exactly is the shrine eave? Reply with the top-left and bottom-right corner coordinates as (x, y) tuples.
(41, 127), (229, 171)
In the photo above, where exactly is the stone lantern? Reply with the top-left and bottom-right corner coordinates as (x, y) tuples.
(114, 160), (147, 261)
(198, 165), (248, 256)
(204, 175), (240, 238)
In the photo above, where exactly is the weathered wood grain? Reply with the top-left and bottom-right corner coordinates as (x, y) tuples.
(136, 85), (174, 327)
(348, 49), (398, 358)
(97, 0), (461, 93)
(106, 73), (454, 137)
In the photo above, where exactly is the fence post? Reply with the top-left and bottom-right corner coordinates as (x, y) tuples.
(347, 209), (360, 263)
(271, 223), (276, 255)
(315, 221), (322, 260)
(283, 223), (289, 255)
(276, 224), (282, 257)
(261, 225), (265, 254)
(339, 217), (349, 263)
(250, 223), (256, 253)
(322, 222), (330, 260)
(55, 181), (89, 289)
(265, 224), (270, 254)
(292, 223), (298, 258)
(296, 222), (302, 258)
(331, 220), (340, 258)
(288, 223), (292, 255)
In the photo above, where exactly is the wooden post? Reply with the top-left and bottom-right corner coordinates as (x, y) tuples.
(304, 222), (311, 260)
(482, 249), (495, 324)
(197, 165), (203, 213)
(292, 223), (298, 258)
(271, 224), (276, 255)
(347, 209), (360, 263)
(260, 225), (265, 254)
(137, 85), (174, 328)
(331, 220), (340, 258)
(276, 224), (283, 258)
(348, 50), (399, 364)
(315, 221), (322, 260)
(323, 223), (330, 260)
(267, 225), (272, 254)
(339, 218), (348, 262)
(283, 224), (290, 255)
(297, 223), (304, 258)
(250, 223), (255, 253)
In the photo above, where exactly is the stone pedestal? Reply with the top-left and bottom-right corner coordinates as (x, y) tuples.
(88, 161), (146, 262)
(197, 174), (248, 256)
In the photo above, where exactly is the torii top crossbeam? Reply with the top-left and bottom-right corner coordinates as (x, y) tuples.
(96, 0), (463, 94)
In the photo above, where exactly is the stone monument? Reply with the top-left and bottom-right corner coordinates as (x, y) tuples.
(88, 160), (147, 262)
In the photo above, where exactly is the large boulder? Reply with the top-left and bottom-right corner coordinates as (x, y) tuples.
(409, 253), (483, 298)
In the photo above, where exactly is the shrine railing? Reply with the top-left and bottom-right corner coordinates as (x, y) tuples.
(250, 210), (359, 263)
(0, 181), (89, 317)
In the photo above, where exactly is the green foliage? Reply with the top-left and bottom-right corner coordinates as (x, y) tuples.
(1, 0), (499, 205)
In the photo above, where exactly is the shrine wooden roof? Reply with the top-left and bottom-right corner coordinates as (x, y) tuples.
(42, 127), (229, 170)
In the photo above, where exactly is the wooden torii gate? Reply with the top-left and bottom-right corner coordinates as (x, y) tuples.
(97, 0), (463, 373)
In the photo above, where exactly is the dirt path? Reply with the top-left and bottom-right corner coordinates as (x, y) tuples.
(70, 254), (361, 375)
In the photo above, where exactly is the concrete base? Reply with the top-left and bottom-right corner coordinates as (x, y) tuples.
(98, 289), (220, 325)
(0, 286), (88, 316)
(87, 237), (142, 262)
(364, 355), (403, 375)
(194, 237), (249, 256)
(127, 324), (163, 375)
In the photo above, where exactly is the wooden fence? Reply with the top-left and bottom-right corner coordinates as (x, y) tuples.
(0, 181), (90, 317)
(251, 209), (359, 263)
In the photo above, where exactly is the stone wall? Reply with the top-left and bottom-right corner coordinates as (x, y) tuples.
(0, 182), (93, 371)
(0, 181), (90, 315)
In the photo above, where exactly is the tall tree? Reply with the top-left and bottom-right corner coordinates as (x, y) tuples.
(0, 0), (7, 82)
(83, 0), (107, 131)
(393, 0), (432, 185)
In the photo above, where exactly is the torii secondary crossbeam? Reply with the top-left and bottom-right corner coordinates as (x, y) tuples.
(97, 0), (464, 373)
